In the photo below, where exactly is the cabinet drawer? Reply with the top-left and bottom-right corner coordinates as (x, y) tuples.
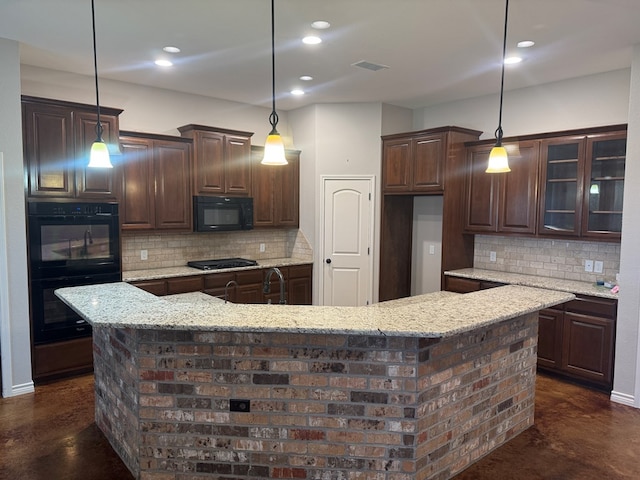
(131, 279), (168, 296)
(565, 295), (617, 319)
(166, 276), (204, 295)
(203, 272), (236, 289)
(235, 269), (264, 285)
(289, 263), (312, 279)
(444, 276), (481, 293)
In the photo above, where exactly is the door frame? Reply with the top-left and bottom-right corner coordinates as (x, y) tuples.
(318, 175), (376, 306)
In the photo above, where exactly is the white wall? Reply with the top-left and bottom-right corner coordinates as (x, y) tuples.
(0, 39), (34, 397)
(412, 196), (443, 295)
(415, 67), (638, 407)
(290, 103), (385, 304)
(614, 45), (640, 407)
(414, 68), (631, 139)
(21, 65), (287, 145)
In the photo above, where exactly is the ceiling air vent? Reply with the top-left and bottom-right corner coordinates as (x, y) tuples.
(351, 60), (389, 72)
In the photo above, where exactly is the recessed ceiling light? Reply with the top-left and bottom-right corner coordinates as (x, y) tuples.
(163, 46), (181, 53)
(291, 89), (305, 96)
(155, 59), (173, 67)
(517, 40), (535, 48)
(504, 56), (522, 65)
(311, 20), (330, 29)
(299, 75), (313, 81)
(302, 36), (322, 45)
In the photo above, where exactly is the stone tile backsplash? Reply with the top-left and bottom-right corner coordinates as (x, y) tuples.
(122, 228), (312, 272)
(474, 235), (620, 283)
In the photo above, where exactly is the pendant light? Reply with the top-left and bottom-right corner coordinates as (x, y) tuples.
(486, 0), (511, 173)
(87, 0), (113, 169)
(261, 0), (288, 166)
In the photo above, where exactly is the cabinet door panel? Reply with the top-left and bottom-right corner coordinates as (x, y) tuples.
(252, 150), (276, 226)
(224, 135), (252, 195)
(166, 275), (204, 295)
(537, 308), (564, 370)
(194, 132), (225, 194)
(413, 135), (444, 192)
(562, 312), (614, 386)
(74, 110), (118, 199)
(538, 136), (585, 236)
(382, 139), (412, 192)
(465, 146), (498, 232)
(23, 103), (75, 197)
(276, 151), (299, 226)
(498, 141), (538, 233)
(155, 140), (192, 230)
(120, 138), (155, 230)
(582, 132), (626, 239)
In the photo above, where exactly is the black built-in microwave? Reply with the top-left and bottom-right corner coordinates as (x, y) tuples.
(193, 196), (254, 232)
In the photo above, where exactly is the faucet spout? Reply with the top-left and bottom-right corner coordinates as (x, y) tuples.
(263, 267), (286, 304)
(224, 280), (238, 303)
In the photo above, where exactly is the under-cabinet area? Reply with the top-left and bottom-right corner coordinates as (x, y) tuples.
(444, 271), (617, 391)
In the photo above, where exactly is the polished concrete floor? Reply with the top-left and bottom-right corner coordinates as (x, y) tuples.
(1, 373), (639, 479)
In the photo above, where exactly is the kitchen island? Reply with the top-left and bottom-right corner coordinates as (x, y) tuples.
(56, 283), (573, 480)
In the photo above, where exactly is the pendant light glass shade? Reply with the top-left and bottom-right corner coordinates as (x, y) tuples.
(486, 0), (511, 174)
(88, 139), (112, 168)
(486, 145), (510, 173)
(262, 130), (287, 165)
(88, 0), (113, 169)
(261, 0), (288, 166)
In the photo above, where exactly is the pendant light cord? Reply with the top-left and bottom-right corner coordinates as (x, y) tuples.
(91, 0), (103, 141)
(268, 0), (279, 133)
(495, 0), (509, 146)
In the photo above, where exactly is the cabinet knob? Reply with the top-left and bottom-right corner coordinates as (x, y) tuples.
(325, 258), (332, 264)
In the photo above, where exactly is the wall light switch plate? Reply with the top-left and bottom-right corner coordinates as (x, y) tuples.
(141, 249), (148, 261)
(594, 261), (603, 274)
(489, 251), (497, 262)
(259, 243), (266, 253)
(429, 244), (435, 255)
(584, 260), (594, 272)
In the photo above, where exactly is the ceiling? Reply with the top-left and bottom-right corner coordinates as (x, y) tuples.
(1, 0), (640, 111)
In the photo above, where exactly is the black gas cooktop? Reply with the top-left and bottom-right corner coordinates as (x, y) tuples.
(187, 258), (258, 270)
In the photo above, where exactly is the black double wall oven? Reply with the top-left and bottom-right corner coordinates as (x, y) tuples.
(28, 202), (121, 344)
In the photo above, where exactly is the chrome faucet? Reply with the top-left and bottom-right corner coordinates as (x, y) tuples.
(224, 280), (238, 303)
(263, 267), (286, 304)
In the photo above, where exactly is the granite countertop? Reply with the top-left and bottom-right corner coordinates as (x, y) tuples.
(123, 257), (312, 282)
(56, 282), (573, 338)
(444, 268), (618, 299)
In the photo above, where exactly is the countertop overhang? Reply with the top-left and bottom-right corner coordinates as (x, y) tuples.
(56, 282), (574, 338)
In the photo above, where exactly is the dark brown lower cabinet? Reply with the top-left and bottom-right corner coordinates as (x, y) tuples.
(33, 336), (94, 383)
(130, 264), (313, 305)
(535, 296), (616, 391)
(444, 276), (616, 390)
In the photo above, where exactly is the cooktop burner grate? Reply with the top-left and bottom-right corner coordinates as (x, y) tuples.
(187, 258), (258, 270)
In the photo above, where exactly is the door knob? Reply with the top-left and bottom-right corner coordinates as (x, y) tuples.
(325, 258), (332, 264)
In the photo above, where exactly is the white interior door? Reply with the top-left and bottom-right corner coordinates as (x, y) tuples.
(321, 177), (373, 306)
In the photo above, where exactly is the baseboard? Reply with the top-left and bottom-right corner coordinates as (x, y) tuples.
(610, 390), (636, 407)
(4, 381), (35, 397)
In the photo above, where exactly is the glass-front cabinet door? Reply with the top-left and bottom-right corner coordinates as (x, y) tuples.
(538, 136), (586, 236)
(582, 132), (626, 239)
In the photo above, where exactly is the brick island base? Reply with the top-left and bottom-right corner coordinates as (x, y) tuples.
(93, 312), (538, 480)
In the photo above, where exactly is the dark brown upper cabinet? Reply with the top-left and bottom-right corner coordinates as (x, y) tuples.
(22, 96), (122, 200)
(178, 124), (253, 197)
(382, 132), (447, 194)
(251, 146), (300, 228)
(119, 132), (192, 231)
(465, 140), (539, 234)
